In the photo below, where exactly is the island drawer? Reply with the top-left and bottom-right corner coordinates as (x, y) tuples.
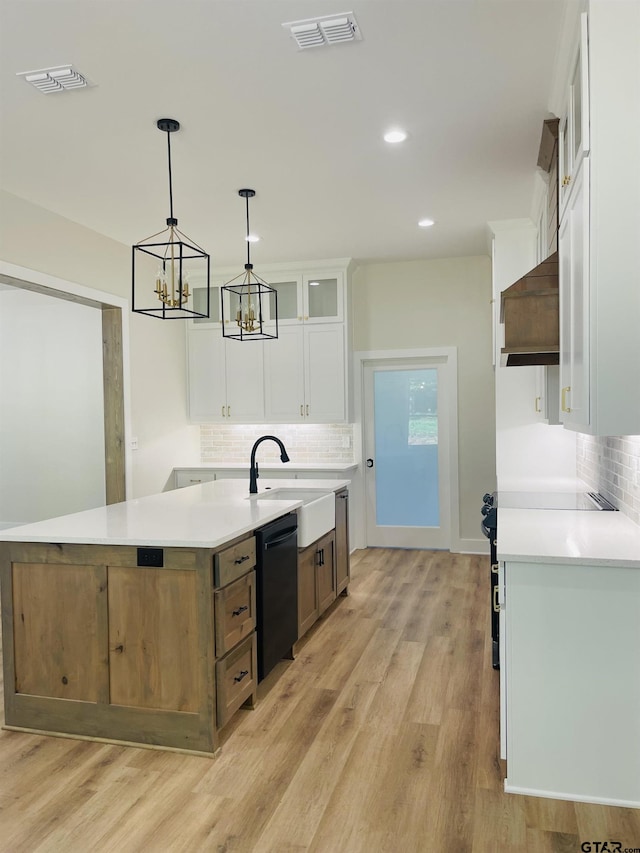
(214, 570), (256, 657)
(214, 536), (256, 587)
(216, 633), (257, 728)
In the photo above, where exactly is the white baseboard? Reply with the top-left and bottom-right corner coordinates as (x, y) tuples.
(453, 537), (490, 555)
(504, 782), (640, 810)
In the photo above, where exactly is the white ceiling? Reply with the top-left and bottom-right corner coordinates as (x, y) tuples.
(0, 0), (565, 269)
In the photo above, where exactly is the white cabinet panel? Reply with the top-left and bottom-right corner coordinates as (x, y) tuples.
(188, 329), (225, 422)
(503, 559), (640, 806)
(224, 340), (264, 422)
(264, 327), (305, 422)
(188, 330), (264, 423)
(304, 325), (345, 423)
(559, 159), (590, 430)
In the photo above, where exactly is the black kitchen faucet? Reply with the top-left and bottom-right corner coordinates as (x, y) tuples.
(249, 435), (290, 494)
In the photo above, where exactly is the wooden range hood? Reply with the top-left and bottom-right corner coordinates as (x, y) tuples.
(500, 118), (560, 367)
(500, 252), (559, 366)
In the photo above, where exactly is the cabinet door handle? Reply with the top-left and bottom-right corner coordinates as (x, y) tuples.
(534, 396), (541, 413)
(232, 605), (249, 617)
(233, 669), (249, 683)
(306, 404), (309, 416)
(234, 554), (250, 565)
(561, 386), (572, 413)
(562, 175), (572, 187)
(300, 404), (304, 417)
(493, 587), (501, 613)
(227, 406), (231, 418)
(222, 406), (226, 417)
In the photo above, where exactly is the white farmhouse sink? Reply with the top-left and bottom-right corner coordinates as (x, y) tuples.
(250, 488), (335, 547)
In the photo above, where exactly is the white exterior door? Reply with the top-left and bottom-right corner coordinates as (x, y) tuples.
(362, 354), (456, 550)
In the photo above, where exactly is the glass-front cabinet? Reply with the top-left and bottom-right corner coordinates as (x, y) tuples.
(263, 271), (344, 326)
(188, 268), (344, 329)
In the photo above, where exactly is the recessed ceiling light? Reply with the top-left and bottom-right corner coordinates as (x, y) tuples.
(418, 218), (435, 228)
(384, 129), (407, 144)
(309, 280), (320, 286)
(245, 234), (260, 243)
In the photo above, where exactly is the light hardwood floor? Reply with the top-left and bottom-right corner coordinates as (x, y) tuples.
(0, 549), (638, 852)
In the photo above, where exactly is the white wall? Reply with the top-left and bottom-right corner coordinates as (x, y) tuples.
(0, 287), (106, 525)
(0, 190), (200, 501)
(351, 256), (495, 552)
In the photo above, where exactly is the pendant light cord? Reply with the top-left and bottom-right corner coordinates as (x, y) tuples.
(166, 129), (175, 222)
(245, 192), (251, 268)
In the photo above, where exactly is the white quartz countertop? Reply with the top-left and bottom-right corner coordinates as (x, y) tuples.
(0, 478), (350, 549)
(174, 462), (358, 471)
(498, 507), (640, 568)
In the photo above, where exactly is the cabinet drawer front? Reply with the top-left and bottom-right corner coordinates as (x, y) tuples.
(214, 537), (256, 587)
(214, 571), (256, 657)
(216, 633), (257, 728)
(175, 470), (215, 488)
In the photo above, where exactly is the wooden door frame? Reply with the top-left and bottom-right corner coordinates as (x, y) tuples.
(0, 261), (131, 504)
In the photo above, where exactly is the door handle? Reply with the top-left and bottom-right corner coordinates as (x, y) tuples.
(366, 458), (374, 468)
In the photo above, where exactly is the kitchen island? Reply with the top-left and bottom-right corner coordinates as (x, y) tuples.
(0, 478), (349, 755)
(498, 507), (640, 808)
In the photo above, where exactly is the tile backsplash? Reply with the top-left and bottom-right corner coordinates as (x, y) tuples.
(201, 423), (354, 464)
(576, 435), (640, 524)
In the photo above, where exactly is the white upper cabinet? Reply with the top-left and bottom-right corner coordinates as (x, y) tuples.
(263, 324), (346, 423)
(187, 259), (352, 425)
(188, 329), (264, 423)
(260, 269), (345, 326)
(556, 2), (640, 435)
(559, 14), (590, 220)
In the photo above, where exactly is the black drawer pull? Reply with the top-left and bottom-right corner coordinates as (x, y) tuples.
(234, 669), (249, 683)
(232, 605), (249, 617)
(234, 554), (250, 565)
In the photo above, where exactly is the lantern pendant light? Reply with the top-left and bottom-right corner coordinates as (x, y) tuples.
(221, 189), (278, 341)
(132, 118), (210, 319)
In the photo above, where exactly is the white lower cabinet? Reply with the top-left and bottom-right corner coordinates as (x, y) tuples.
(501, 558), (640, 807)
(188, 329), (264, 423)
(263, 323), (345, 423)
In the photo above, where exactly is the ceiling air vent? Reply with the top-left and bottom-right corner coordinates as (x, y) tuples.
(16, 65), (91, 94)
(283, 13), (361, 49)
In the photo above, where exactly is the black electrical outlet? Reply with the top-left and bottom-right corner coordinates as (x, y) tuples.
(137, 547), (164, 567)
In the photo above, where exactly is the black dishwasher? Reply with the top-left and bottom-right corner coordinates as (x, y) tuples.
(255, 513), (298, 682)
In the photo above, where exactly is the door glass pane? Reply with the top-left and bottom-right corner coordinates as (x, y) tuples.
(374, 368), (439, 527)
(193, 285), (220, 324)
(307, 278), (337, 318)
(268, 281), (298, 320)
